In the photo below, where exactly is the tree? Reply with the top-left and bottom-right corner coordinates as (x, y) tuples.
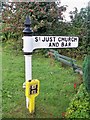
(83, 55), (90, 92)
(86, 1), (90, 54)
(67, 5), (90, 56)
(2, 2), (67, 40)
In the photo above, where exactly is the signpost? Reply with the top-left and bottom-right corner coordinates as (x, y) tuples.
(22, 16), (79, 113)
(23, 36), (79, 53)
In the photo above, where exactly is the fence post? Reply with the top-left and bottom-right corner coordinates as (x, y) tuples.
(22, 16), (33, 108)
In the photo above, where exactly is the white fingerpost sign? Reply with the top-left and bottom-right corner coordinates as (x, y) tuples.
(22, 16), (79, 113)
(23, 36), (79, 53)
(33, 36), (78, 48)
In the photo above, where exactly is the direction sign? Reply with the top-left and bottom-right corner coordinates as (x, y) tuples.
(33, 36), (79, 48)
(23, 36), (79, 53)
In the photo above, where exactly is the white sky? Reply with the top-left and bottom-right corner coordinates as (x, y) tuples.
(60, 0), (90, 21)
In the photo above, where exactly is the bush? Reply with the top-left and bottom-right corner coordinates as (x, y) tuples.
(65, 84), (90, 118)
(83, 55), (90, 92)
(2, 38), (23, 54)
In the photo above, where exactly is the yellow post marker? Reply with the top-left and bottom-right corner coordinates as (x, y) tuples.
(25, 79), (40, 113)
(28, 96), (35, 113)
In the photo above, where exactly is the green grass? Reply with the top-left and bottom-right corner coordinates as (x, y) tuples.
(2, 48), (81, 118)
(0, 44), (2, 119)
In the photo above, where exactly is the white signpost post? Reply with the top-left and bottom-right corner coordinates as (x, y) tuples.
(22, 16), (79, 113)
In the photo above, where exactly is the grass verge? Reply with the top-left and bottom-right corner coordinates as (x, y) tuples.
(2, 48), (81, 118)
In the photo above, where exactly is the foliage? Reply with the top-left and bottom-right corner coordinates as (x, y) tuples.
(83, 55), (90, 92)
(2, 2), (66, 39)
(56, 5), (90, 57)
(87, 2), (90, 54)
(65, 84), (90, 118)
(69, 6), (90, 55)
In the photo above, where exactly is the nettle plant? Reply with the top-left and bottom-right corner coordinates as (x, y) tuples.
(83, 55), (90, 93)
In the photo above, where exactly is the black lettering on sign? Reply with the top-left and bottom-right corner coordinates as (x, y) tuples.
(50, 37), (56, 42)
(49, 43), (51, 47)
(68, 37), (71, 41)
(35, 37), (38, 42)
(46, 37), (49, 42)
(49, 42), (59, 47)
(61, 42), (64, 47)
(74, 38), (77, 41)
(42, 37), (56, 42)
(56, 42), (59, 47)
(58, 37), (61, 42)
(62, 37), (65, 41)
(49, 37), (52, 42)
(61, 42), (71, 47)
(30, 85), (38, 95)
(65, 42), (68, 46)
(68, 42), (71, 46)
(42, 37), (48, 42)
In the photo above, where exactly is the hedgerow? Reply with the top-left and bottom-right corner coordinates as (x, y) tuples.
(83, 55), (90, 92)
(65, 84), (90, 118)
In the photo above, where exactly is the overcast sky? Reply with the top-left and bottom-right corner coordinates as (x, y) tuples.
(60, 0), (89, 21)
